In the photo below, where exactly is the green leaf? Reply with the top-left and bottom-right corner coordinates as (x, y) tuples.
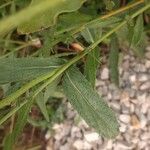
(36, 92), (50, 122)
(130, 15), (144, 47)
(82, 28), (101, 87)
(109, 35), (119, 86)
(87, 17), (122, 29)
(3, 134), (13, 150)
(13, 98), (34, 141)
(56, 11), (92, 34)
(18, 0), (86, 33)
(0, 57), (64, 84)
(0, 101), (27, 125)
(126, 15), (145, 57)
(44, 77), (61, 103)
(3, 98), (34, 149)
(85, 47), (100, 87)
(62, 67), (119, 138)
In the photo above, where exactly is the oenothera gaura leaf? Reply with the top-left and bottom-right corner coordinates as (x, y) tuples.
(0, 57), (64, 84)
(62, 66), (119, 138)
(4, 98), (34, 150)
(18, 0), (86, 33)
(82, 28), (101, 87)
(109, 35), (119, 86)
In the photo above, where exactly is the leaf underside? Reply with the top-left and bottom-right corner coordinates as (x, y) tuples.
(0, 57), (63, 84)
(62, 66), (119, 138)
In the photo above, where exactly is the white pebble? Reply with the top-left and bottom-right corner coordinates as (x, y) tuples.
(119, 114), (130, 124)
(84, 132), (99, 142)
(73, 140), (92, 150)
(140, 82), (150, 90)
(101, 67), (109, 80)
(119, 123), (127, 133)
(129, 75), (136, 82)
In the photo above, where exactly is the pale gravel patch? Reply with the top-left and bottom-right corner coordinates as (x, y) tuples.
(46, 47), (150, 150)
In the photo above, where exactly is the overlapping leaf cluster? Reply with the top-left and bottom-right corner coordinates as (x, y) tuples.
(0, 0), (149, 149)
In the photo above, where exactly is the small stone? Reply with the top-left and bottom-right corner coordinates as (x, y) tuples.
(146, 46), (150, 51)
(96, 80), (105, 86)
(122, 105), (130, 114)
(122, 72), (130, 80)
(73, 140), (92, 150)
(107, 92), (112, 100)
(134, 64), (146, 72)
(138, 141), (147, 149)
(119, 114), (130, 124)
(141, 99), (149, 114)
(138, 74), (149, 82)
(145, 51), (150, 59)
(78, 120), (89, 129)
(106, 140), (113, 149)
(60, 144), (70, 150)
(140, 82), (150, 90)
(130, 103), (135, 113)
(112, 90), (121, 100)
(119, 123), (127, 133)
(111, 101), (120, 111)
(101, 67), (109, 80)
(140, 114), (147, 128)
(84, 132), (99, 142)
(137, 93), (147, 104)
(129, 75), (136, 82)
(71, 126), (82, 138)
(121, 91), (130, 102)
(97, 86), (108, 96)
(140, 133), (150, 140)
(115, 141), (132, 149)
(122, 60), (130, 70)
(145, 60), (150, 68)
(130, 114), (141, 129)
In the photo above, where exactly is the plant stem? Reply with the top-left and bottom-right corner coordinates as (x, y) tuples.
(0, 42), (34, 59)
(100, 0), (144, 19)
(0, 101), (27, 125)
(0, 69), (59, 109)
(56, 0), (144, 35)
(0, 3), (149, 108)
(0, 1), (12, 9)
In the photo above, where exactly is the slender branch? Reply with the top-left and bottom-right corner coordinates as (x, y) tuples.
(0, 1), (12, 9)
(56, 0), (145, 35)
(100, 0), (144, 19)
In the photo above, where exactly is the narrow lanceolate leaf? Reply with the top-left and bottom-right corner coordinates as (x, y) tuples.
(36, 93), (50, 122)
(129, 15), (145, 57)
(131, 15), (144, 47)
(109, 35), (119, 86)
(4, 98), (34, 150)
(82, 28), (101, 87)
(3, 134), (13, 150)
(18, 0), (86, 33)
(0, 57), (63, 84)
(62, 67), (119, 138)
(85, 47), (100, 87)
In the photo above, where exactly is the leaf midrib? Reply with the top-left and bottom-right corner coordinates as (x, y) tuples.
(66, 72), (111, 133)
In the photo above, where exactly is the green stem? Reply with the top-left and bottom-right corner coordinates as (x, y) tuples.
(0, 42), (34, 59)
(0, 101), (27, 125)
(0, 69), (58, 109)
(0, 1), (12, 9)
(0, 3), (149, 109)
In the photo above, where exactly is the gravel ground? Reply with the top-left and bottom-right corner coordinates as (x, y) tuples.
(46, 47), (150, 150)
